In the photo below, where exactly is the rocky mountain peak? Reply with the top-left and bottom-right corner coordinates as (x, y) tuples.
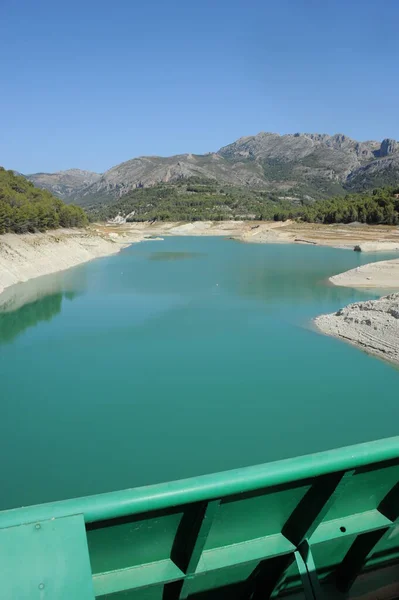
(23, 131), (399, 207)
(379, 139), (398, 157)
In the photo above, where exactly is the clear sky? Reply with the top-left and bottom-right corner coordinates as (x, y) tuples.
(2, 0), (398, 174)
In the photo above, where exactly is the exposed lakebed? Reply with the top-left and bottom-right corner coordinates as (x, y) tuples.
(1, 237), (399, 509)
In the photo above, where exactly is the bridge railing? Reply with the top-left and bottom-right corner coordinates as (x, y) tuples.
(2, 436), (399, 599)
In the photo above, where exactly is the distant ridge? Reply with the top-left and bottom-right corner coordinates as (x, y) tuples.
(24, 132), (399, 206)
(26, 169), (101, 202)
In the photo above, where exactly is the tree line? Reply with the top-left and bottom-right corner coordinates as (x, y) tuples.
(263, 186), (399, 225)
(0, 168), (88, 234)
(87, 179), (287, 222)
(88, 178), (399, 226)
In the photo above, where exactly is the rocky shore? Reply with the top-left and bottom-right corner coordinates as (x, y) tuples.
(315, 294), (399, 367)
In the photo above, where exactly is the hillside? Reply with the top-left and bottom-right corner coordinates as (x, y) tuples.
(87, 178), (293, 222)
(293, 186), (399, 225)
(26, 132), (399, 209)
(26, 169), (101, 202)
(88, 182), (399, 225)
(0, 168), (88, 234)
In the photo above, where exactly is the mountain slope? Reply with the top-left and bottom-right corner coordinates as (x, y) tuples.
(26, 133), (399, 208)
(218, 133), (388, 193)
(26, 169), (101, 203)
(76, 153), (273, 208)
(0, 168), (88, 234)
(345, 154), (399, 191)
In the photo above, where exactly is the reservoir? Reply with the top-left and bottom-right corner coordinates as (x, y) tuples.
(1, 236), (399, 510)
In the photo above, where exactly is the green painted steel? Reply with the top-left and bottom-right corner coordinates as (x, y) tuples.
(0, 514), (95, 599)
(2, 437), (399, 599)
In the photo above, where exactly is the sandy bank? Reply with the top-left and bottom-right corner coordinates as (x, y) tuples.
(354, 242), (399, 252)
(329, 259), (399, 289)
(315, 294), (399, 367)
(0, 229), (123, 298)
(0, 225), (170, 304)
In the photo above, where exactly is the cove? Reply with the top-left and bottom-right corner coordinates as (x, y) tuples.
(1, 236), (399, 510)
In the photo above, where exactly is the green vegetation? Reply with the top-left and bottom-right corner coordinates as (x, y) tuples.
(0, 168), (88, 234)
(87, 176), (399, 226)
(268, 187), (399, 225)
(87, 178), (297, 222)
(261, 159), (295, 182)
(345, 169), (399, 193)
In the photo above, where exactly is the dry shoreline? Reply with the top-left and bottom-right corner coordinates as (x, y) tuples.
(2, 220), (399, 366)
(0, 226), (165, 301)
(329, 259), (399, 289)
(118, 220), (399, 252)
(117, 221), (399, 369)
(308, 227), (399, 367)
(0, 229), (120, 299)
(1, 219), (399, 303)
(315, 294), (399, 368)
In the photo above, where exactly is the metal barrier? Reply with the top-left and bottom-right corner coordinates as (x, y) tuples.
(2, 436), (399, 599)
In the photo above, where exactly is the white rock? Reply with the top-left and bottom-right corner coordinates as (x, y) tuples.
(315, 293), (399, 367)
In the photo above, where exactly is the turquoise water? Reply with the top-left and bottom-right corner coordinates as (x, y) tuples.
(1, 237), (399, 510)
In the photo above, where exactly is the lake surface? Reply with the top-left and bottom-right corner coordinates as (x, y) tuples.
(1, 237), (399, 510)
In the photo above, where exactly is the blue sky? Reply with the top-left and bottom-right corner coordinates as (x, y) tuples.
(1, 0), (398, 174)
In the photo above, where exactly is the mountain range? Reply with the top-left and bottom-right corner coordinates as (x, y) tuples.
(25, 132), (399, 208)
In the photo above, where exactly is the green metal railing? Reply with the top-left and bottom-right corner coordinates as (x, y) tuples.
(2, 436), (399, 599)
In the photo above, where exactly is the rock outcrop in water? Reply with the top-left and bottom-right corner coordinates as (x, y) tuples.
(315, 294), (399, 366)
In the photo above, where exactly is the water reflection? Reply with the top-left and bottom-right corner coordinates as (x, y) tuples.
(0, 270), (84, 344)
(0, 292), (78, 344)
